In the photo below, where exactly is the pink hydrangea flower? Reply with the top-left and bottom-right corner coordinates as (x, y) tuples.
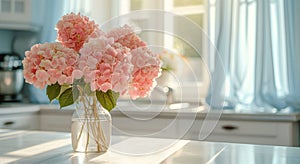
(107, 25), (147, 50)
(22, 43), (79, 89)
(128, 47), (161, 99)
(25, 11), (162, 102)
(128, 66), (161, 99)
(78, 36), (133, 94)
(56, 13), (100, 52)
(107, 25), (162, 99)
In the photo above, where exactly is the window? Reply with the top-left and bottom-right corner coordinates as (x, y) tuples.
(165, 0), (206, 57)
(122, 0), (207, 57)
(118, 0), (210, 102)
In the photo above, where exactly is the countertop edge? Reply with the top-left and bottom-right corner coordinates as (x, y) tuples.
(1, 104), (300, 122)
(0, 104), (40, 114)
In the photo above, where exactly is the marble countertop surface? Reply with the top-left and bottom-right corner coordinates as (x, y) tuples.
(0, 129), (300, 164)
(1, 103), (300, 121)
(40, 103), (300, 122)
(0, 104), (40, 114)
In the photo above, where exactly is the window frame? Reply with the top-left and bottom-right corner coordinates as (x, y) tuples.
(118, 0), (210, 102)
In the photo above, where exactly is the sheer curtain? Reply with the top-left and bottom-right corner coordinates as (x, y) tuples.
(63, 0), (121, 26)
(208, 0), (298, 112)
(28, 0), (65, 103)
(63, 0), (91, 15)
(29, 0), (91, 103)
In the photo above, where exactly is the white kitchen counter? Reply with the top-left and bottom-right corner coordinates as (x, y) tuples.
(37, 103), (300, 122)
(0, 129), (299, 164)
(0, 102), (299, 122)
(1, 103), (300, 146)
(0, 103), (39, 114)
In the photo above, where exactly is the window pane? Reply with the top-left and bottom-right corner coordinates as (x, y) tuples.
(173, 37), (202, 57)
(173, 14), (204, 57)
(130, 0), (142, 10)
(173, 0), (204, 7)
(185, 14), (204, 28)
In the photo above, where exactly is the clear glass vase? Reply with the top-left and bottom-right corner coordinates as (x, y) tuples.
(71, 95), (112, 153)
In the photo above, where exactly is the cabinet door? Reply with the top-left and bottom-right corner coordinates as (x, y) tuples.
(0, 0), (31, 23)
(40, 114), (72, 132)
(0, 113), (39, 130)
(184, 119), (298, 146)
(112, 116), (180, 138)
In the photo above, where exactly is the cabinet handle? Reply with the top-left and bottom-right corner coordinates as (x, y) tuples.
(3, 121), (15, 126)
(222, 125), (238, 131)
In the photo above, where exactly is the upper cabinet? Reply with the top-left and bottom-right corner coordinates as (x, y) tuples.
(0, 0), (45, 31)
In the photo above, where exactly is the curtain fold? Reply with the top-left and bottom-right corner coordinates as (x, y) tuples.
(29, 0), (87, 103)
(208, 0), (298, 112)
(40, 0), (64, 42)
(284, 0), (300, 109)
(28, 0), (65, 103)
(63, 0), (91, 15)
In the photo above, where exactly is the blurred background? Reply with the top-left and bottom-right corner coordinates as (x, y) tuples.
(0, 0), (299, 113)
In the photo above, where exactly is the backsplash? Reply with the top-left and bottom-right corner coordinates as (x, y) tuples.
(0, 30), (14, 53)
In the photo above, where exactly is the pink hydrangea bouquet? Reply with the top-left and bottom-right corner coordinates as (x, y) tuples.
(22, 13), (161, 111)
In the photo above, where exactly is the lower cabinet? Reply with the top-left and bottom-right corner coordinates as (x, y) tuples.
(39, 110), (73, 132)
(0, 113), (39, 130)
(112, 115), (300, 147)
(184, 120), (299, 146)
(35, 108), (300, 147)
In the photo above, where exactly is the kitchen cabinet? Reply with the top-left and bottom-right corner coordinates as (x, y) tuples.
(0, 104), (39, 130)
(0, 113), (39, 130)
(38, 105), (300, 146)
(183, 119), (299, 146)
(39, 105), (73, 132)
(111, 109), (300, 147)
(0, 0), (45, 31)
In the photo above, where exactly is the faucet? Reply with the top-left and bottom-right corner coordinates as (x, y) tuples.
(155, 86), (174, 105)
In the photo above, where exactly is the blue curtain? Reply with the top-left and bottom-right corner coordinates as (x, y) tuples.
(28, 0), (64, 103)
(28, 0), (92, 103)
(40, 0), (65, 43)
(208, 0), (298, 112)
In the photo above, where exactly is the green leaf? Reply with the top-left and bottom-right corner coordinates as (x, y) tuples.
(84, 83), (93, 96)
(96, 90), (119, 112)
(46, 83), (61, 102)
(58, 88), (74, 109)
(72, 86), (80, 103)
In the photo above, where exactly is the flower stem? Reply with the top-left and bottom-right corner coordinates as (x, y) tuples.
(72, 85), (109, 152)
(73, 121), (85, 150)
(85, 121), (90, 152)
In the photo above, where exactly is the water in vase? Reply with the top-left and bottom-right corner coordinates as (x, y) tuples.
(71, 118), (111, 153)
